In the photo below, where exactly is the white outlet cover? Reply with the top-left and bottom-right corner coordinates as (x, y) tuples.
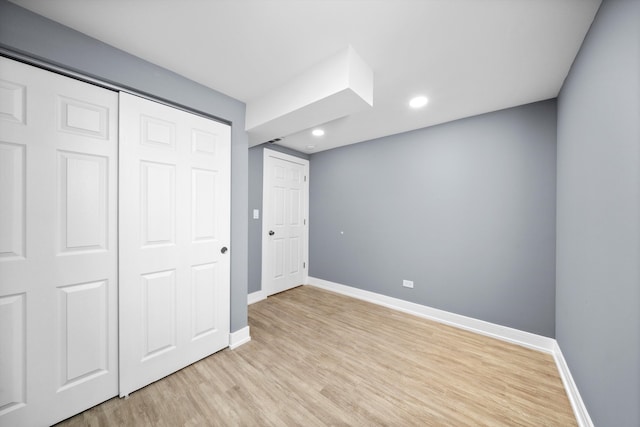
(253, 209), (260, 219)
(403, 280), (414, 288)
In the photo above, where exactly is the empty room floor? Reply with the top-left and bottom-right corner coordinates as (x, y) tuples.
(57, 286), (576, 426)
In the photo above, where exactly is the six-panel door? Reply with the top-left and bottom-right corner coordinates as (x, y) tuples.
(118, 93), (231, 397)
(0, 57), (119, 426)
(262, 150), (308, 296)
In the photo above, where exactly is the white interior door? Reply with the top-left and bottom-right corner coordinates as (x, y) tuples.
(0, 57), (119, 426)
(262, 149), (309, 296)
(119, 93), (230, 397)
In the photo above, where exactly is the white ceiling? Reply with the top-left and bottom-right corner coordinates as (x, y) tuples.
(10, 0), (601, 153)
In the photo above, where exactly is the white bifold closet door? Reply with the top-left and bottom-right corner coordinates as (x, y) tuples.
(0, 57), (119, 426)
(118, 93), (231, 397)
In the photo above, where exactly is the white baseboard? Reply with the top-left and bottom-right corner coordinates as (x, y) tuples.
(307, 276), (555, 353)
(552, 341), (594, 427)
(229, 326), (251, 350)
(306, 277), (593, 425)
(248, 290), (267, 305)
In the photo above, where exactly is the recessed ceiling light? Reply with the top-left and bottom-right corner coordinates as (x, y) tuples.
(409, 95), (429, 109)
(311, 128), (325, 137)
(306, 145), (316, 150)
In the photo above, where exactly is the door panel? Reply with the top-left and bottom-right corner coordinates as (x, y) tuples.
(192, 168), (217, 241)
(57, 280), (109, 389)
(119, 93), (230, 397)
(0, 293), (26, 415)
(58, 151), (109, 251)
(141, 161), (176, 246)
(192, 263), (218, 338)
(262, 150), (309, 296)
(0, 57), (118, 426)
(142, 270), (177, 359)
(0, 142), (25, 260)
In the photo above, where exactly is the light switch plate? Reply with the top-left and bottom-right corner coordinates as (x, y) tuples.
(253, 209), (260, 219)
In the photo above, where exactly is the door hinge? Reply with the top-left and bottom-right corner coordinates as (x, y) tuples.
(304, 175), (307, 182)
(304, 219), (306, 225)
(303, 262), (306, 269)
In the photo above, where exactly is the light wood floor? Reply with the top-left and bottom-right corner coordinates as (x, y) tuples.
(57, 285), (576, 426)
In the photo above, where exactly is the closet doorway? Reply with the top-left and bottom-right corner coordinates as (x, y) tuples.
(0, 57), (231, 426)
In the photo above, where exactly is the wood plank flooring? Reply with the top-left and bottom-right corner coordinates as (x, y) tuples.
(57, 285), (576, 426)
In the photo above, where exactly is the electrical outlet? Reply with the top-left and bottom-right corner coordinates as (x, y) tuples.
(402, 280), (414, 289)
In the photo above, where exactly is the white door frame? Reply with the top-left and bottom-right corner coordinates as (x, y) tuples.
(261, 148), (309, 296)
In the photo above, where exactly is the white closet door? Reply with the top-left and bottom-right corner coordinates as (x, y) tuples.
(118, 93), (230, 396)
(0, 57), (118, 426)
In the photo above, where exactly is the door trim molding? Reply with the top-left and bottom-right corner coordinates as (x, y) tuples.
(261, 148), (309, 296)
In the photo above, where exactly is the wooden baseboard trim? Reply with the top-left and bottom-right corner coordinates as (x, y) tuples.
(306, 277), (555, 353)
(552, 341), (594, 427)
(229, 326), (251, 350)
(248, 290), (267, 305)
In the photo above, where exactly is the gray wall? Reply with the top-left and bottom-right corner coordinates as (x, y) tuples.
(310, 100), (557, 337)
(556, 0), (640, 425)
(248, 144), (309, 294)
(0, 0), (249, 332)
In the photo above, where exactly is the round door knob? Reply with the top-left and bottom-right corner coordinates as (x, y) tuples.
(221, 246), (228, 254)
(268, 230), (275, 236)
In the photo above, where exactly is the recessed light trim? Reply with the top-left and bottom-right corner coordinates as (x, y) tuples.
(409, 95), (429, 109)
(306, 145), (316, 150)
(312, 128), (325, 137)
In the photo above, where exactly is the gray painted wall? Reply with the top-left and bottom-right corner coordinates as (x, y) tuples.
(248, 144), (309, 294)
(0, 0), (249, 332)
(310, 100), (557, 337)
(7, 2), (638, 423)
(556, 0), (640, 425)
